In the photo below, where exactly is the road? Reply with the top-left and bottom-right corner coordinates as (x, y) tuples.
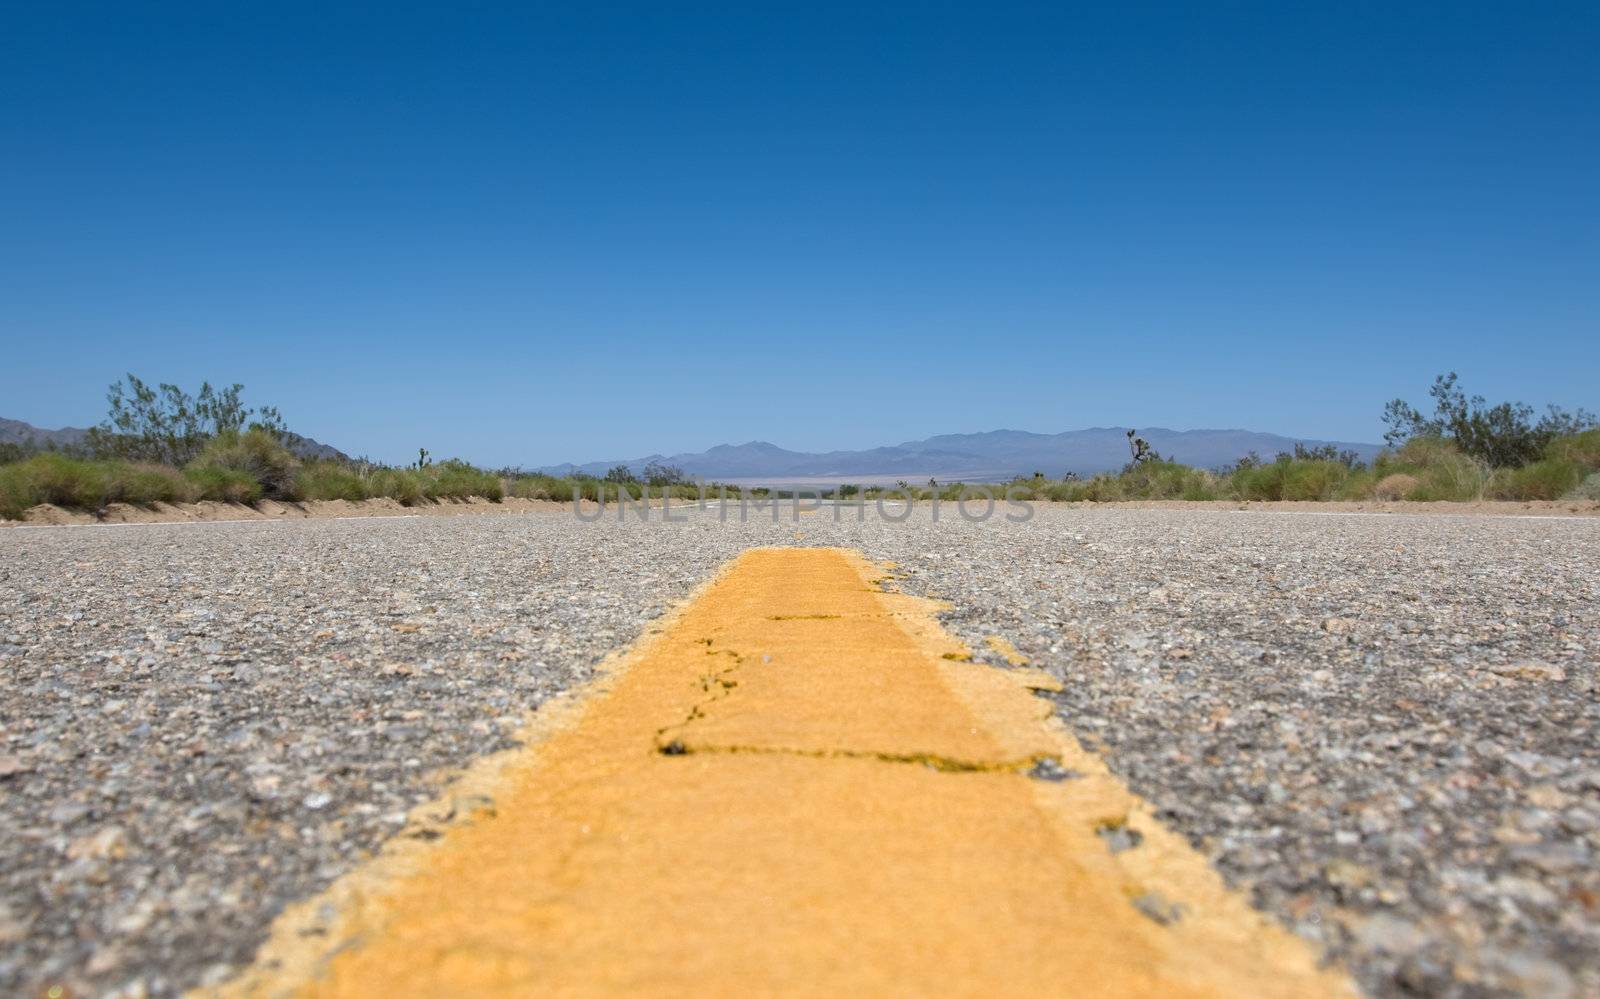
(2, 504), (1596, 996)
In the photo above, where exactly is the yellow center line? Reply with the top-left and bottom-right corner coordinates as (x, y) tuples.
(209, 547), (1351, 998)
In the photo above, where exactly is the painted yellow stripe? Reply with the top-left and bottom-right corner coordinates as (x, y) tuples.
(211, 547), (1351, 998)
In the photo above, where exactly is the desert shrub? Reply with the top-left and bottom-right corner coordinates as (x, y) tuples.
(1078, 476), (1127, 502)
(183, 465), (265, 503)
(570, 478), (606, 502)
(189, 428), (300, 499)
(0, 468), (33, 519)
(642, 461), (689, 487)
(1282, 460), (1351, 500)
(0, 455), (103, 517)
(1566, 472), (1600, 501)
(1487, 459), (1586, 501)
(1380, 436), (1448, 469)
(3, 453), (111, 513)
(509, 473), (567, 500)
(1229, 462), (1280, 500)
(365, 468), (425, 505)
(1373, 438), (1489, 501)
(1229, 458), (1353, 501)
(1228, 461), (1331, 502)
(0, 455), (204, 517)
(428, 460), (503, 501)
(1546, 429), (1600, 471)
(86, 373), (287, 465)
(511, 475), (544, 500)
(297, 461), (368, 501)
(1382, 372), (1595, 467)
(1333, 468), (1377, 499)
(106, 463), (193, 506)
(1371, 473), (1420, 501)
(1120, 459), (1220, 500)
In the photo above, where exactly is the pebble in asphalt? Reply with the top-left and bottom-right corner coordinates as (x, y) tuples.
(1, 502), (1596, 997)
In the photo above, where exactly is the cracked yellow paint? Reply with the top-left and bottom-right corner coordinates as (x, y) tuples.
(985, 634), (1031, 666)
(210, 547), (1351, 999)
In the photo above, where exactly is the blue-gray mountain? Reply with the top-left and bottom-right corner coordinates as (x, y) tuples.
(540, 428), (1383, 484)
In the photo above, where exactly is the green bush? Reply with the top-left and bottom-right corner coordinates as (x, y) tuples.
(428, 459), (503, 501)
(365, 468), (426, 505)
(0, 448), (547, 518)
(1546, 429), (1600, 471)
(1382, 372), (1595, 467)
(1073, 476), (1126, 502)
(296, 461), (368, 501)
(0, 454), (107, 518)
(0, 467), (32, 520)
(1281, 460), (1351, 500)
(188, 428), (300, 499)
(1567, 472), (1600, 501)
(0, 455), (206, 518)
(183, 465), (265, 504)
(107, 463), (193, 506)
(1122, 460), (1221, 500)
(1335, 468), (1378, 499)
(1229, 458), (1352, 501)
(1230, 462), (1284, 500)
(1487, 459), (1586, 501)
(509, 473), (568, 500)
(1372, 438), (1488, 501)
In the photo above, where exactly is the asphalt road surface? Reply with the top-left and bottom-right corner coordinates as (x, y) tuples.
(2, 503), (1596, 996)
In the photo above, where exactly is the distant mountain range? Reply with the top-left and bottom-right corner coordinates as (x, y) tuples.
(0, 418), (350, 462)
(539, 427), (1384, 486)
(5, 417), (1383, 484)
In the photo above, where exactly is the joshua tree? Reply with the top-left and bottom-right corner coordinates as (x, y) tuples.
(1126, 429), (1159, 465)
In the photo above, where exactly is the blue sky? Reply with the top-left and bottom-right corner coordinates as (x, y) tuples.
(3, 2), (1596, 467)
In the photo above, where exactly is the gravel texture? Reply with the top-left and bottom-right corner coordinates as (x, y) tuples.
(2, 503), (1596, 997)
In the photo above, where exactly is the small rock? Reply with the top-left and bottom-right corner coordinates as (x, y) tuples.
(1324, 858), (1375, 889)
(1526, 784), (1573, 810)
(1096, 820), (1144, 853)
(1356, 912), (1429, 955)
(1131, 892), (1184, 925)
(1026, 757), (1081, 782)
(48, 801), (92, 825)
(66, 826), (129, 861)
(1507, 842), (1589, 874)
(1490, 661), (1567, 682)
(1481, 947), (1576, 998)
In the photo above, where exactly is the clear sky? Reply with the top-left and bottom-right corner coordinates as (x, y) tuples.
(3, 3), (1596, 467)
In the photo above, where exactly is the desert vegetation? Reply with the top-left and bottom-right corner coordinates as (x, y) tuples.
(0, 375), (714, 519)
(2, 373), (1595, 519)
(848, 376), (1597, 506)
